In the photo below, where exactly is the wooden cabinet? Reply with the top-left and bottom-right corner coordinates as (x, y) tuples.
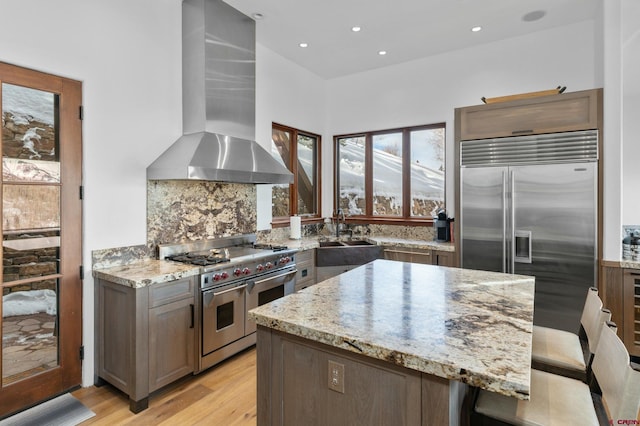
(384, 247), (433, 264)
(623, 270), (640, 357)
(457, 89), (602, 141)
(96, 276), (197, 413)
(258, 327), (462, 426)
(316, 265), (358, 283)
(294, 249), (316, 291)
(433, 250), (456, 267)
(383, 247), (457, 267)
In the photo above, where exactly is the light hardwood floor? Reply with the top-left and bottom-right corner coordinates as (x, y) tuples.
(73, 347), (257, 425)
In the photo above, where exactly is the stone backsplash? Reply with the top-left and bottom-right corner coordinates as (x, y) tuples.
(92, 181), (258, 269)
(147, 180), (256, 248)
(94, 179), (439, 269)
(257, 222), (436, 243)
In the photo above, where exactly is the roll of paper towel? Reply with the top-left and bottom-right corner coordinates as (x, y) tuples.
(290, 216), (301, 239)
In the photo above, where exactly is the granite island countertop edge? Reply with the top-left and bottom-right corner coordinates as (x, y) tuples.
(250, 260), (534, 400)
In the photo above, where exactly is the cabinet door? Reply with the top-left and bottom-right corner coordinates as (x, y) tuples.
(149, 297), (195, 391)
(383, 248), (433, 264)
(624, 271), (640, 357)
(434, 251), (456, 267)
(295, 250), (315, 290)
(458, 89), (601, 140)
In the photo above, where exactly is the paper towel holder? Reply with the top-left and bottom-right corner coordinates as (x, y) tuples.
(290, 215), (302, 240)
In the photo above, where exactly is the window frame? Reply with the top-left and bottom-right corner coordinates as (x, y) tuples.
(271, 122), (322, 227)
(334, 122), (445, 225)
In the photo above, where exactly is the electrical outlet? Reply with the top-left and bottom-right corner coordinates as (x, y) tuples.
(328, 360), (345, 393)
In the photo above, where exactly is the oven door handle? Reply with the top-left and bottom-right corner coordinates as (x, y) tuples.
(247, 269), (297, 293)
(203, 284), (247, 306)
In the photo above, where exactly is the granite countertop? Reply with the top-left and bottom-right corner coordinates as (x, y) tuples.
(250, 259), (535, 400)
(367, 236), (455, 252)
(92, 236), (455, 288)
(92, 259), (200, 288)
(620, 260), (640, 269)
(272, 236), (455, 252)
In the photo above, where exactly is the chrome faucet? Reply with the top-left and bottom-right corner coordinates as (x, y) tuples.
(336, 209), (353, 238)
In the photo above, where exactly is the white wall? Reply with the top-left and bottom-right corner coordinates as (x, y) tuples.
(0, 0), (183, 386)
(601, 0), (624, 259)
(325, 21), (598, 217)
(622, 0), (640, 225)
(255, 45), (326, 229)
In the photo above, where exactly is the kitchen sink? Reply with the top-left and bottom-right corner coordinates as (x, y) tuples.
(318, 241), (345, 247)
(316, 240), (383, 266)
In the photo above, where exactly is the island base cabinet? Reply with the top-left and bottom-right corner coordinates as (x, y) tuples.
(257, 326), (468, 426)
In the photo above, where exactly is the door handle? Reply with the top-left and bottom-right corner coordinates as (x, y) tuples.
(253, 269), (297, 286)
(190, 303), (194, 329)
(213, 284), (247, 297)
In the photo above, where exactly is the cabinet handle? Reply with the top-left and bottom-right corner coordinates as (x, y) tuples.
(190, 304), (194, 329)
(512, 129), (534, 135)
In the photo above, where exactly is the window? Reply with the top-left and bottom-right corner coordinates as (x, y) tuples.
(335, 123), (445, 223)
(271, 123), (321, 223)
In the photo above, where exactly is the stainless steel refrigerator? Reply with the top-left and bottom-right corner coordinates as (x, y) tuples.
(460, 130), (598, 333)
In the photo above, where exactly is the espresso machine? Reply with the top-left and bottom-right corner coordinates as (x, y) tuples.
(434, 209), (451, 242)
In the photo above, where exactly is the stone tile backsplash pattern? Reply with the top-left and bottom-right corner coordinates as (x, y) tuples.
(147, 180), (256, 248)
(93, 180), (438, 269)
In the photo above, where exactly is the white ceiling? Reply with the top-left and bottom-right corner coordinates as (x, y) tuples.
(224, 0), (599, 80)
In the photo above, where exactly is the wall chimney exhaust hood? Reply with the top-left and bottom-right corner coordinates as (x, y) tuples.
(147, 0), (293, 184)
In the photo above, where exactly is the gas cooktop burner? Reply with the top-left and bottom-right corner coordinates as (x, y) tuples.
(166, 253), (231, 266)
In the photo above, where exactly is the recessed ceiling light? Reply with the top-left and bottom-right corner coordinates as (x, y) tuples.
(378, 50), (387, 56)
(522, 10), (546, 22)
(252, 13), (264, 20)
(471, 26), (482, 32)
(352, 26), (361, 32)
(299, 43), (308, 48)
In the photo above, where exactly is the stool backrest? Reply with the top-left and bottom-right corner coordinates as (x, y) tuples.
(591, 323), (640, 421)
(580, 287), (606, 353)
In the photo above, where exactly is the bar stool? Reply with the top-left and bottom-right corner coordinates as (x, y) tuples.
(531, 287), (610, 382)
(472, 322), (640, 426)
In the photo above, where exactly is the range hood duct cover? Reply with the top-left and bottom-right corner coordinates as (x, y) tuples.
(147, 0), (293, 184)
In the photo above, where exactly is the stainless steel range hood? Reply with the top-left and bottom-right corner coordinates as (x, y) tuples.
(147, 0), (293, 184)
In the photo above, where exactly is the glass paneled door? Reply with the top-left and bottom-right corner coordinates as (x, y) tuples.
(0, 62), (82, 418)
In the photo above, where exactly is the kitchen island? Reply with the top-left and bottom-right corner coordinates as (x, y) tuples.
(250, 259), (535, 426)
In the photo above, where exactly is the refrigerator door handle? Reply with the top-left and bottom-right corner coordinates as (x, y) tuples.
(509, 170), (516, 273)
(502, 170), (507, 273)
(514, 230), (533, 263)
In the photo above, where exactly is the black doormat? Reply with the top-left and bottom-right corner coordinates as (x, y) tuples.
(0, 393), (95, 426)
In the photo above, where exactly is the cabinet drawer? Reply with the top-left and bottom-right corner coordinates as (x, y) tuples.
(458, 89), (601, 140)
(149, 277), (195, 308)
(384, 248), (433, 265)
(295, 249), (314, 263)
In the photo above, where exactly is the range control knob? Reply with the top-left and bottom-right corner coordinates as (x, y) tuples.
(233, 268), (242, 276)
(265, 262), (273, 269)
(279, 256), (290, 265)
(256, 264), (264, 272)
(213, 273), (221, 281)
(221, 272), (229, 279)
(242, 267), (251, 275)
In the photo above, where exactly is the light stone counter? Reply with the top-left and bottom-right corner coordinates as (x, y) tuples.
(620, 260), (640, 269)
(367, 236), (455, 252)
(264, 235), (455, 252)
(250, 259), (534, 400)
(92, 260), (200, 288)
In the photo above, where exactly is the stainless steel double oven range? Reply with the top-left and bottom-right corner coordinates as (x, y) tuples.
(159, 234), (297, 372)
